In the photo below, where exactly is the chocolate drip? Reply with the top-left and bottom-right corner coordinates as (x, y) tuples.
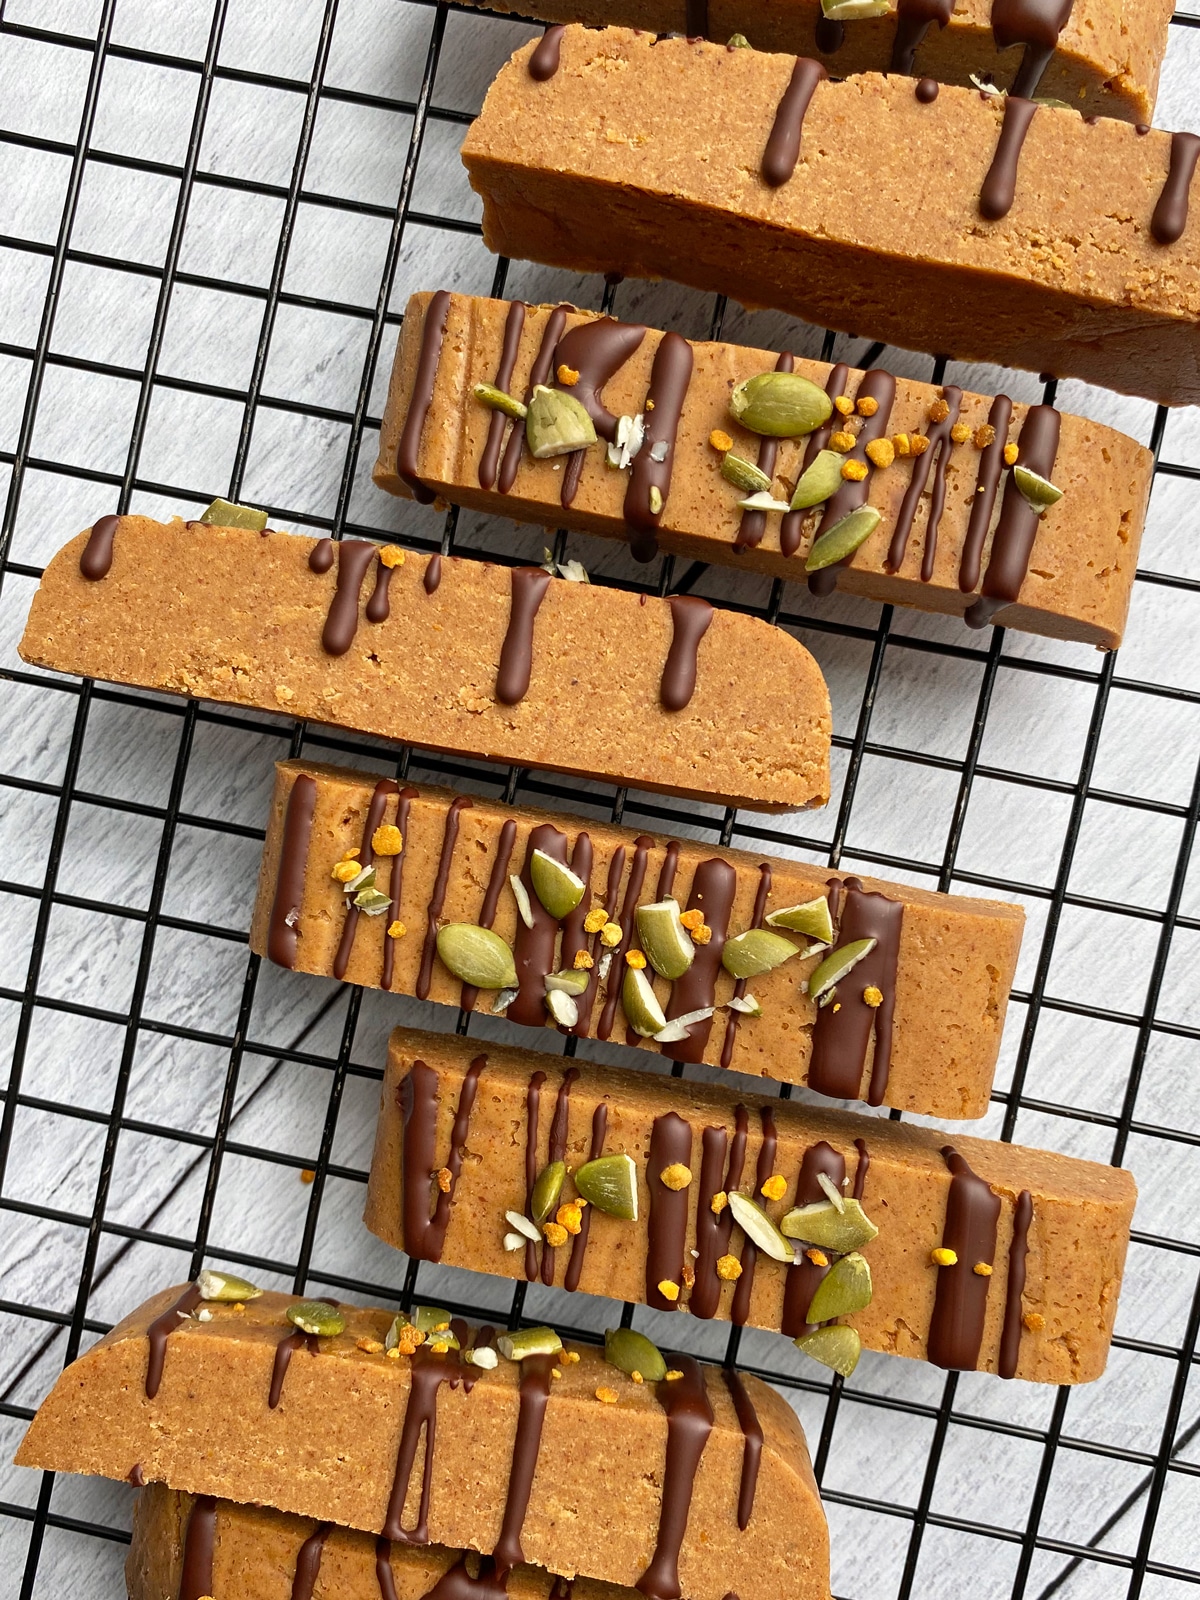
(334, 779), (401, 981)
(625, 333), (693, 562)
(852, 1136), (870, 1201)
(497, 567), (551, 705)
(686, 0), (708, 33)
(416, 795), (473, 999)
(762, 59), (827, 187)
(965, 403), (1060, 628)
(180, 1494), (217, 1600)
(555, 318), (647, 505)
(891, 0), (953, 71)
(807, 371), (897, 595)
(145, 1282), (202, 1399)
(80, 513), (120, 580)
(383, 788), (419, 992)
(383, 1345), (461, 1541)
(807, 877), (903, 1104)
(691, 1108), (749, 1320)
(886, 385), (963, 581)
(992, 0), (1073, 98)
(270, 1327), (318, 1409)
(522, 1070), (547, 1282)
(367, 557), (395, 623)
(661, 597), (713, 712)
(979, 97), (1038, 221)
(656, 841), (681, 901)
(309, 538), (335, 574)
(660, 858), (738, 1064)
(815, 15), (844, 52)
(493, 1353), (555, 1573)
(959, 395), (1013, 593)
(510, 823), (570, 1027)
(565, 1102), (608, 1291)
(500, 306), (570, 494)
(461, 818), (517, 1011)
(782, 1142), (848, 1337)
(398, 290), (451, 503)
(647, 1112), (692, 1310)
(481, 304), (527, 490)
(637, 1357), (713, 1600)
(1151, 131), (1200, 245)
(399, 1055), (486, 1261)
(458, 1325), (496, 1394)
(781, 362), (850, 559)
(291, 1523), (331, 1600)
(322, 540), (378, 656)
(377, 1539), (400, 1600)
(999, 1190), (1033, 1378)
(529, 23), (565, 80)
(424, 554), (442, 594)
(127, 1463), (145, 1487)
(559, 832), (594, 980)
(928, 1146), (1001, 1370)
(916, 76), (940, 101)
(577, 845), (626, 1039)
(721, 865), (771, 1070)
(420, 1557), (507, 1600)
(721, 1368), (763, 1531)
(731, 1108), (778, 1326)
(598, 837), (652, 1039)
(735, 352), (793, 551)
(267, 774), (317, 969)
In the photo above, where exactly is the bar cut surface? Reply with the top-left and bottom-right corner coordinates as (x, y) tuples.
(16, 1287), (828, 1600)
(17, 516), (830, 812)
(460, 0), (1171, 124)
(461, 29), (1200, 406)
(375, 291), (1150, 647)
(249, 760), (1025, 1119)
(364, 1027), (1135, 1386)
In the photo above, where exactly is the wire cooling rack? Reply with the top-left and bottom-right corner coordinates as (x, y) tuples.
(1, 2), (1199, 1597)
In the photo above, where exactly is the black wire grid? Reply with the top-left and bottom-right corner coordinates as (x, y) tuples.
(0, 1), (1198, 1597)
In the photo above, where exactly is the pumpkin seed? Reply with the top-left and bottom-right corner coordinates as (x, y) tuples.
(435, 923), (517, 990)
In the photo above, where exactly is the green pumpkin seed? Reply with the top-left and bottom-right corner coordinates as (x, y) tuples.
(436, 923), (517, 990)
(196, 1270), (262, 1303)
(545, 968), (590, 996)
(727, 31), (751, 46)
(530, 849), (586, 919)
(1013, 464), (1064, 514)
(286, 1300), (346, 1339)
(605, 1326), (667, 1383)
(354, 886), (392, 916)
(805, 1252), (873, 1324)
(729, 371), (833, 438)
(623, 965), (668, 1038)
(721, 928), (802, 980)
(737, 492), (791, 514)
(727, 1190), (795, 1263)
(412, 1305), (455, 1333)
(465, 1344), (498, 1369)
(765, 895), (833, 943)
(720, 453), (772, 495)
(574, 1152), (639, 1221)
(531, 1160), (566, 1224)
(805, 507), (882, 573)
(789, 449), (844, 511)
(474, 382), (527, 420)
(526, 386), (597, 459)
(780, 1198), (879, 1252)
(806, 937), (877, 1003)
(198, 498), (268, 531)
(636, 899), (695, 981)
(821, 0), (889, 16)
(496, 1325), (562, 1361)
(794, 1323), (862, 1377)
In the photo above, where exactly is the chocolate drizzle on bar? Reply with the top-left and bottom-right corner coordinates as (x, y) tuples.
(291, 1522), (331, 1600)
(529, 24), (565, 81)
(721, 865), (771, 1069)
(554, 317), (647, 506)
(417, 796), (473, 999)
(637, 1356), (713, 1600)
(647, 1112), (693, 1311)
(399, 291), (451, 503)
(732, 1108), (778, 1326)
(399, 1055), (486, 1261)
(660, 858), (737, 1064)
(522, 1070), (547, 1282)
(80, 513), (120, 580)
(492, 1354), (555, 1573)
(721, 1368), (763, 1531)
(480, 304), (527, 490)
(145, 1282), (203, 1399)
(781, 1142), (847, 1337)
(598, 837), (652, 1039)
(497, 567), (551, 705)
(541, 1067), (580, 1284)
(566, 1101), (608, 1291)
(762, 59), (827, 188)
(807, 877), (903, 1105)
(735, 353), (793, 552)
(367, 557), (395, 623)
(510, 824), (572, 1028)
(661, 597), (713, 712)
(991, 0), (1074, 98)
(928, 1145), (1001, 1369)
(334, 779), (401, 980)
(959, 395), (1013, 593)
(425, 554), (443, 594)
(999, 1189), (1033, 1378)
(267, 774), (317, 969)
(890, 0), (953, 74)
(852, 1136), (871, 1200)
(322, 540), (379, 656)
(269, 1327), (318, 1409)
(1151, 131), (1200, 245)
(686, 0), (709, 33)
(887, 385), (963, 580)
(782, 362), (849, 560)
(384, 1345), (462, 1541)
(419, 1557), (506, 1600)
(500, 307), (570, 494)
(461, 818), (518, 1012)
(383, 788), (419, 992)
(180, 1494), (217, 1600)
(979, 97), (1038, 221)
(691, 1107), (749, 1319)
(625, 332), (693, 562)
(964, 403), (1060, 627)
(808, 370), (896, 596)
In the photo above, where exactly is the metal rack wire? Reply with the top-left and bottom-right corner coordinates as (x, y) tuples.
(0, 2), (1198, 1597)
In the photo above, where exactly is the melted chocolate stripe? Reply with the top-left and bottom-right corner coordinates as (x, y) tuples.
(965, 403), (1060, 628)
(781, 1142), (847, 1337)
(721, 865), (771, 1070)
(269, 1327), (316, 1409)
(510, 824), (569, 1027)
(383, 788), (420, 992)
(497, 567), (552, 705)
(529, 24), (565, 81)
(661, 858), (738, 1064)
(891, 0), (953, 73)
(960, 395), (1013, 593)
(928, 1146), (1001, 1370)
(565, 1101), (608, 1291)
(686, 0), (708, 33)
(999, 1189), (1034, 1379)
(146, 1283), (202, 1399)
(993, 0), (1074, 98)
(661, 597), (713, 712)
(523, 1070), (547, 1282)
(762, 59), (827, 188)
(637, 1357), (714, 1600)
(886, 386), (963, 581)
(291, 1523), (331, 1600)
(731, 1108), (778, 1327)
(647, 1112), (693, 1311)
(416, 795), (473, 1000)
(691, 1107), (749, 1320)
(81, 513), (120, 580)
(398, 290), (451, 504)
(721, 1368), (763, 1531)
(377, 1538), (400, 1600)
(625, 333), (693, 563)
(559, 833), (594, 978)
(480, 303), (527, 491)
(1152, 132), (1200, 245)
(493, 1353), (555, 1573)
(267, 775), (317, 970)
(309, 538), (335, 574)
(424, 553), (442, 594)
(399, 1056), (486, 1261)
(852, 1136), (871, 1201)
(334, 779), (401, 981)
(555, 318), (647, 507)
(782, 362), (850, 559)
(421, 1557), (507, 1600)
(808, 877), (904, 1105)
(575, 845), (625, 1039)
(500, 306), (571, 494)
(367, 557), (394, 623)
(322, 540), (379, 657)
(980, 98), (1038, 222)
(807, 370), (897, 597)
(383, 1345), (461, 1541)
(735, 352), (793, 552)
(598, 837), (652, 1039)
(541, 1067), (580, 1283)
(180, 1494), (217, 1600)
(461, 818), (517, 1012)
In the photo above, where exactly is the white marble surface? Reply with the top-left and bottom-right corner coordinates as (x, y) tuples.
(1, 2), (1199, 1597)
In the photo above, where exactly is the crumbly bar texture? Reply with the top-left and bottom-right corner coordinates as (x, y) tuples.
(17, 517), (831, 813)
(17, 1288), (829, 1600)
(364, 1027), (1136, 1385)
(461, 29), (1200, 406)
(374, 292), (1150, 647)
(128, 1487), (643, 1600)
(460, 0), (1170, 123)
(249, 760), (1025, 1118)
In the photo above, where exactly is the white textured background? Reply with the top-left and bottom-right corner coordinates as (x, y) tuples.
(1, 2), (1199, 1598)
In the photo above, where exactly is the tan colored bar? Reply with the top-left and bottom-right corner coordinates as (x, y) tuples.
(249, 761), (1025, 1119)
(16, 1287), (829, 1600)
(17, 516), (831, 812)
(374, 292), (1151, 648)
(461, 29), (1200, 406)
(459, 0), (1171, 124)
(364, 1028), (1136, 1386)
